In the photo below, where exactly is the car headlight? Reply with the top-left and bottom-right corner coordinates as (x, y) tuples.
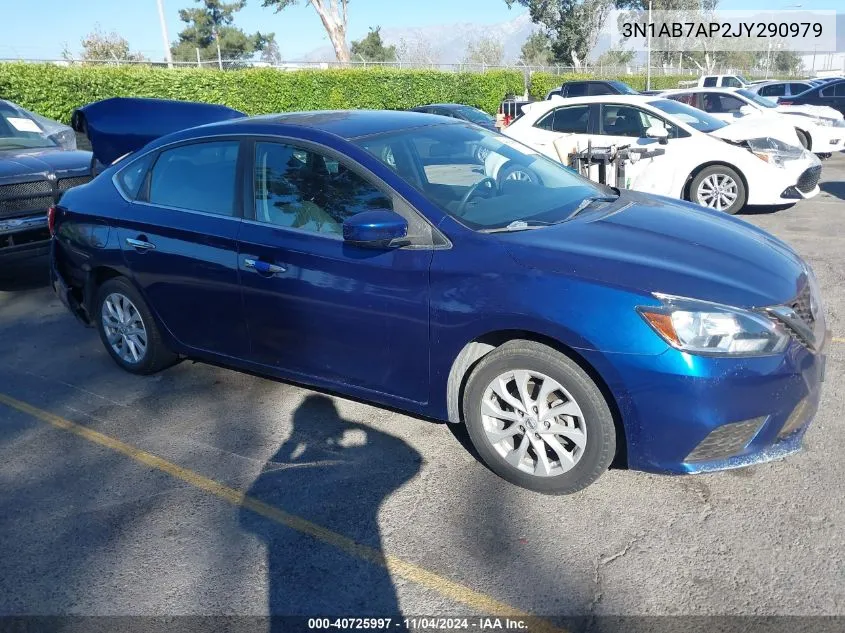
(752, 150), (786, 167)
(638, 294), (789, 355)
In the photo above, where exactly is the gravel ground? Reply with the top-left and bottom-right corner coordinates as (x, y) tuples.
(0, 155), (843, 627)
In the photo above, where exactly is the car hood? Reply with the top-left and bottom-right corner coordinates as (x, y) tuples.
(497, 190), (806, 308)
(776, 104), (843, 120)
(0, 148), (92, 182)
(708, 116), (800, 146)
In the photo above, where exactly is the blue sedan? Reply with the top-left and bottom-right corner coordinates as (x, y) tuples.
(51, 98), (828, 493)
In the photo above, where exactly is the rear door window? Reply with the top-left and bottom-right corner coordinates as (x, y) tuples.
(147, 141), (240, 216)
(759, 84), (786, 97)
(564, 83), (588, 97)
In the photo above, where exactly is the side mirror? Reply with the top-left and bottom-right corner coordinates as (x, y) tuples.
(739, 105), (755, 116)
(343, 210), (408, 248)
(645, 125), (669, 144)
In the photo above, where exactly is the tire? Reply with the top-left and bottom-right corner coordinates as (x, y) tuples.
(795, 129), (810, 150)
(461, 340), (616, 494)
(496, 161), (542, 188)
(689, 165), (747, 215)
(94, 277), (177, 375)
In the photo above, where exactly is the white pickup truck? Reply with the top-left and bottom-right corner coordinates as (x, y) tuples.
(678, 75), (749, 89)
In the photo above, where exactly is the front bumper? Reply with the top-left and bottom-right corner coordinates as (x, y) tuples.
(747, 153), (822, 205)
(583, 335), (827, 475)
(0, 215), (50, 262)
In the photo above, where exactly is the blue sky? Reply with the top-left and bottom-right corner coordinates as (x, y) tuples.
(0, 0), (841, 61)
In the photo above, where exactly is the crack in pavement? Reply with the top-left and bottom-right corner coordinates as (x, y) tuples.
(589, 535), (644, 615)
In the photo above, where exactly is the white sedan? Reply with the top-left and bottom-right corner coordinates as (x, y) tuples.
(660, 87), (845, 155)
(493, 95), (821, 214)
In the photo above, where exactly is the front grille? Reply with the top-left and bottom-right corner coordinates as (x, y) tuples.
(0, 196), (54, 215)
(0, 180), (52, 200)
(57, 175), (92, 191)
(796, 165), (821, 193)
(685, 417), (767, 463)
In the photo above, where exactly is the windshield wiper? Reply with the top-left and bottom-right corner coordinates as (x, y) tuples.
(564, 195), (619, 221)
(480, 220), (552, 234)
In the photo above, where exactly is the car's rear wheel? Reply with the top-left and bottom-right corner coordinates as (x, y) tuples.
(462, 341), (616, 494)
(689, 165), (746, 214)
(94, 277), (177, 375)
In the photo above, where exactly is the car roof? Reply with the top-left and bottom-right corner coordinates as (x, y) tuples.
(546, 95), (660, 105)
(414, 103), (474, 110)
(661, 87), (746, 94)
(227, 109), (461, 139)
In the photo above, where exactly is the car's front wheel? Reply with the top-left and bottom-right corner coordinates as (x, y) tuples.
(462, 341), (616, 494)
(689, 165), (747, 214)
(94, 277), (177, 375)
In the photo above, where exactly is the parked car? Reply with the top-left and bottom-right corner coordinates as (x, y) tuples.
(53, 98), (827, 494)
(496, 95), (535, 129)
(678, 75), (749, 89)
(1, 99), (93, 263)
(545, 80), (638, 99)
(778, 79), (845, 117)
(747, 80), (819, 99)
(494, 95), (821, 214)
(661, 88), (845, 154)
(410, 104), (496, 130)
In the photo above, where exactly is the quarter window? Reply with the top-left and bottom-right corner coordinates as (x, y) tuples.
(253, 142), (393, 236)
(116, 153), (154, 200)
(148, 141), (239, 216)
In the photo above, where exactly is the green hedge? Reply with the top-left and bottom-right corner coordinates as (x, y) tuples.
(0, 63), (701, 124)
(0, 63), (525, 123)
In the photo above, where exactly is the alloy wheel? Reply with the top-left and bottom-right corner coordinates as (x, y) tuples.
(696, 173), (739, 212)
(480, 369), (587, 477)
(101, 292), (148, 364)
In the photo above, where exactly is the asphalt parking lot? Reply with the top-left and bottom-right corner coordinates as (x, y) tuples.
(0, 156), (844, 628)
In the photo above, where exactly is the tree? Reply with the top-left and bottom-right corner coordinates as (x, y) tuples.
(463, 36), (504, 66)
(66, 26), (145, 62)
(596, 46), (635, 67)
(395, 36), (441, 66)
(260, 33), (282, 64)
(351, 27), (397, 62)
(506, 0), (614, 67)
(519, 31), (553, 66)
(171, 0), (270, 63)
(262, 0), (350, 63)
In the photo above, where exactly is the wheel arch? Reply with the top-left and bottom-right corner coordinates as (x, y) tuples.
(82, 265), (124, 317)
(446, 329), (628, 467)
(794, 127), (812, 150)
(683, 160), (749, 203)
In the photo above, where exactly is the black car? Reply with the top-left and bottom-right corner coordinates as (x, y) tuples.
(410, 103), (496, 130)
(545, 80), (639, 99)
(778, 79), (845, 116)
(1, 100), (93, 262)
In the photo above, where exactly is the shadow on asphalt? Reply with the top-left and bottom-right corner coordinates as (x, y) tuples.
(739, 204), (796, 216)
(820, 180), (845, 201)
(240, 394), (422, 622)
(0, 257), (50, 292)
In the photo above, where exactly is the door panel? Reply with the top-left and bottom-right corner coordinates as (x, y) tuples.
(118, 139), (247, 357)
(239, 140), (432, 403)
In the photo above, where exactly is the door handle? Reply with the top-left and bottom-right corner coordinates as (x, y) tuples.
(126, 237), (155, 251)
(244, 258), (286, 275)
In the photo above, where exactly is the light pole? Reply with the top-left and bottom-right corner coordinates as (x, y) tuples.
(156, 0), (174, 68)
(646, 0), (653, 91)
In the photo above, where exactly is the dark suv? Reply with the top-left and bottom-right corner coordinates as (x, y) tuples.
(546, 80), (639, 99)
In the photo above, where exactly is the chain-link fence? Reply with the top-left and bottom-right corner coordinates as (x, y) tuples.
(0, 57), (820, 78)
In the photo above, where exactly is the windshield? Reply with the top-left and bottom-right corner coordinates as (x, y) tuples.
(0, 101), (57, 150)
(648, 99), (727, 133)
(354, 123), (610, 231)
(736, 76), (750, 86)
(609, 81), (639, 95)
(737, 89), (777, 108)
(455, 106), (495, 125)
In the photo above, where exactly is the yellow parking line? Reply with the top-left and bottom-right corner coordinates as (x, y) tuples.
(834, 337), (845, 344)
(0, 392), (565, 633)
